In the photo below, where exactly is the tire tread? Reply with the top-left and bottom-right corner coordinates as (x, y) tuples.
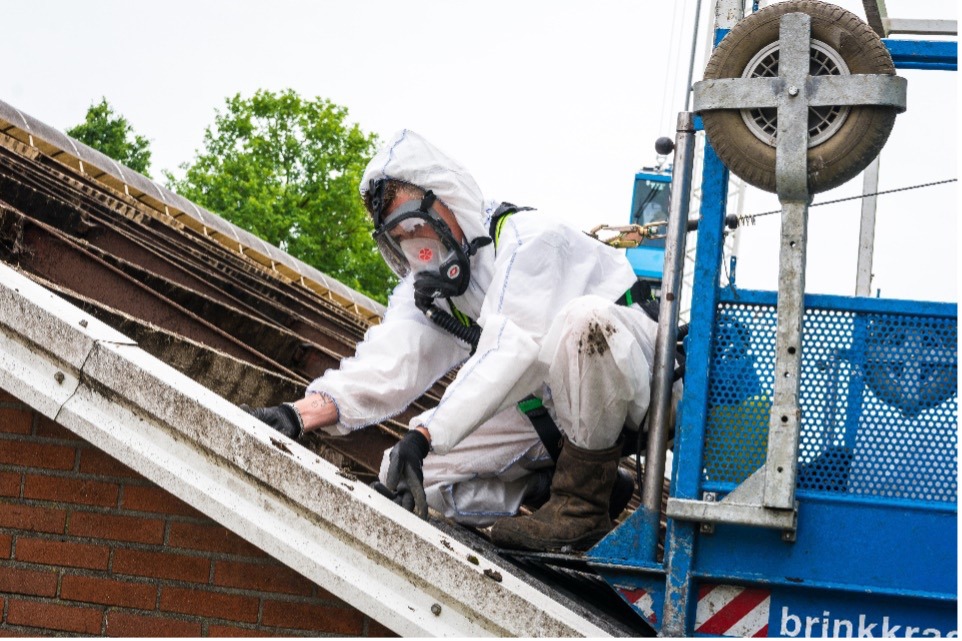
(701, 0), (896, 194)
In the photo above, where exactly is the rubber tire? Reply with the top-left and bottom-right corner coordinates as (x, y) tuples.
(702, 0), (897, 194)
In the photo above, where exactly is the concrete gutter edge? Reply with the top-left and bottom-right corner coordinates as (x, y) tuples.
(0, 262), (608, 638)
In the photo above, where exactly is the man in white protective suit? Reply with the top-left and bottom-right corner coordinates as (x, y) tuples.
(246, 130), (675, 552)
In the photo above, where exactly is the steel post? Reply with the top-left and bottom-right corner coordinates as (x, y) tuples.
(639, 112), (696, 563)
(763, 13), (811, 509)
(856, 157), (881, 296)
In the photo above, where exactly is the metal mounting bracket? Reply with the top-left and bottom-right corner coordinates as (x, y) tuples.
(667, 467), (798, 532)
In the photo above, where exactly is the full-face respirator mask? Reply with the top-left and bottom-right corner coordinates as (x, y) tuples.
(370, 182), (488, 307)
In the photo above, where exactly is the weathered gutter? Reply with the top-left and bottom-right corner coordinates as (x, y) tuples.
(0, 261), (608, 637)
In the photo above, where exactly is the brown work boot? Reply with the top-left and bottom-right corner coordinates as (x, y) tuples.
(490, 437), (622, 552)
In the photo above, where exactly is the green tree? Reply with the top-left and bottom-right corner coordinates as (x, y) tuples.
(166, 89), (396, 303)
(67, 98), (152, 176)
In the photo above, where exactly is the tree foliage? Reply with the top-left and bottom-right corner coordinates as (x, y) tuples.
(67, 98), (152, 176)
(166, 89), (395, 303)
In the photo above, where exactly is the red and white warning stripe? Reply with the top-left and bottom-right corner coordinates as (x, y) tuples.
(695, 583), (771, 637)
(616, 586), (658, 625)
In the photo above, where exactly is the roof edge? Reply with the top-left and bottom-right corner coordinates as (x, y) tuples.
(0, 262), (608, 638)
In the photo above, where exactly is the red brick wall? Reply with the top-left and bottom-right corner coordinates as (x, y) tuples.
(0, 387), (395, 637)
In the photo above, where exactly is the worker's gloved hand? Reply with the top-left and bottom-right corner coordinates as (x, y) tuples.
(240, 403), (304, 440)
(382, 430), (430, 519)
(371, 479), (418, 513)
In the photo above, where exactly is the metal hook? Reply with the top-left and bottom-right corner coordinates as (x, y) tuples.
(587, 223), (666, 248)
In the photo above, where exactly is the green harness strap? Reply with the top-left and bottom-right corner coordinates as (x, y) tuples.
(448, 303), (473, 328)
(493, 213), (512, 248)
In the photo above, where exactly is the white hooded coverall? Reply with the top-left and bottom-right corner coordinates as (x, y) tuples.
(306, 130), (661, 526)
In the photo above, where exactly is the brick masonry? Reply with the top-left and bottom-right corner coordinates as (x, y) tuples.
(0, 387), (397, 637)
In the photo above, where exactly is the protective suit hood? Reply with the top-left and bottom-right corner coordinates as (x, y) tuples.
(360, 130), (494, 309)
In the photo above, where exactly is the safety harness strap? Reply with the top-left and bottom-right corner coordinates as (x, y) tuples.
(488, 202), (536, 249)
(447, 300), (475, 329)
(517, 395), (563, 461)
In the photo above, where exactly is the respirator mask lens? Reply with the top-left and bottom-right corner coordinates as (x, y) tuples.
(375, 233), (412, 278)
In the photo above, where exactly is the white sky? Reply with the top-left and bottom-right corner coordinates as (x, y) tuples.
(2, 0), (957, 302)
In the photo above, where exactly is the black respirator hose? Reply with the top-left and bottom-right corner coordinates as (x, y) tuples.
(423, 305), (481, 353)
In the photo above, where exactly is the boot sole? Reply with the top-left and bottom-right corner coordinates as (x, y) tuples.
(492, 527), (611, 553)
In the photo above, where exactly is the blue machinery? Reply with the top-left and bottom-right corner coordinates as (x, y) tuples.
(626, 168), (672, 281)
(588, 9), (958, 637)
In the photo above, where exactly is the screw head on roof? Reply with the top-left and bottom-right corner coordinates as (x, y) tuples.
(431, 604), (442, 616)
(54, 372), (65, 384)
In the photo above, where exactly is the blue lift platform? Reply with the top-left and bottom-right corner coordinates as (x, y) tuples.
(587, 13), (957, 637)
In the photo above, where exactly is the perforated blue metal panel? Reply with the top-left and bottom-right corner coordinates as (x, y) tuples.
(703, 291), (958, 504)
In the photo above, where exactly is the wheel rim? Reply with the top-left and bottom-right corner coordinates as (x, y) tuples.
(739, 39), (851, 148)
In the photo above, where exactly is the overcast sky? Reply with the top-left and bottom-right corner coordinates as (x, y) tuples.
(2, 0), (957, 302)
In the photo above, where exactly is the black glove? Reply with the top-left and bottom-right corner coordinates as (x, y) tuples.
(381, 430), (430, 519)
(240, 403), (304, 440)
(371, 479), (418, 512)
